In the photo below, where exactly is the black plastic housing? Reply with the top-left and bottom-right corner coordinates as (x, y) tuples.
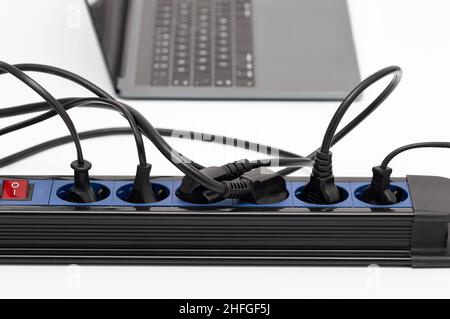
(0, 175), (448, 268)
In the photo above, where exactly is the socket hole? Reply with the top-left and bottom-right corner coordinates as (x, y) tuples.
(355, 185), (408, 205)
(57, 183), (110, 203)
(116, 183), (170, 203)
(295, 186), (349, 205)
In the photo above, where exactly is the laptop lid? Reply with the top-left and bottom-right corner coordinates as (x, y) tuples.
(86, 0), (129, 81)
(87, 0), (360, 100)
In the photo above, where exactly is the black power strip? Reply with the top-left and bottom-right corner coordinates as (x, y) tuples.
(0, 175), (448, 267)
(1, 62), (449, 268)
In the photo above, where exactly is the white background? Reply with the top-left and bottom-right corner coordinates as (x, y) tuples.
(1, 0), (450, 298)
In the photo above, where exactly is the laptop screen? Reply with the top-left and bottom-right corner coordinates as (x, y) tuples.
(86, 0), (129, 79)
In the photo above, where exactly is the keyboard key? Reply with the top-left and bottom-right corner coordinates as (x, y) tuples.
(151, 0), (254, 88)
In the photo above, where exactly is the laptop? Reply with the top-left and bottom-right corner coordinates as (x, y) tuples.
(87, 0), (360, 100)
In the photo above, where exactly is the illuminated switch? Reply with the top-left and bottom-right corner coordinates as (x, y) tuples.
(1, 180), (30, 200)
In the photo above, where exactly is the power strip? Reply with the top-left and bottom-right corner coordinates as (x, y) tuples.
(0, 175), (448, 267)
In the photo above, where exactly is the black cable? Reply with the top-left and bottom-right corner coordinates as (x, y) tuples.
(0, 97), (75, 117)
(0, 128), (129, 169)
(0, 127), (314, 170)
(0, 61), (85, 165)
(1, 65), (402, 180)
(320, 66), (402, 153)
(381, 142), (450, 168)
(0, 98), (148, 165)
(362, 142), (450, 205)
(254, 158), (313, 168)
(0, 98), (302, 158)
(0, 99), (86, 138)
(286, 66), (403, 204)
(0, 127), (204, 171)
(0, 96), (317, 181)
(11, 64), (227, 193)
(4, 64), (250, 194)
(278, 66), (403, 177)
(0, 98), (301, 163)
(152, 128), (301, 158)
(2, 63), (403, 196)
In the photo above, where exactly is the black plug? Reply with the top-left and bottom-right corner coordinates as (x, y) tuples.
(229, 168), (289, 205)
(68, 160), (97, 203)
(177, 161), (253, 204)
(126, 164), (158, 204)
(361, 165), (398, 205)
(300, 151), (341, 204)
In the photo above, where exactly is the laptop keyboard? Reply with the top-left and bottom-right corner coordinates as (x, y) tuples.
(150, 0), (255, 88)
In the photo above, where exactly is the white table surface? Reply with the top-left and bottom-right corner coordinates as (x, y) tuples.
(1, 0), (450, 298)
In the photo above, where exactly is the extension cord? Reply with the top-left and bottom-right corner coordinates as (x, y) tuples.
(0, 175), (448, 267)
(1, 63), (448, 268)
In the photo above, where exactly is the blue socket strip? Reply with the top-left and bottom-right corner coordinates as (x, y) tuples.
(0, 178), (414, 209)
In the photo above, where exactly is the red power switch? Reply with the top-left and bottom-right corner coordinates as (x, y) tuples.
(1, 180), (30, 200)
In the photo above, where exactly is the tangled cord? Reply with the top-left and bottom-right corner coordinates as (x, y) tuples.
(0, 63), (403, 198)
